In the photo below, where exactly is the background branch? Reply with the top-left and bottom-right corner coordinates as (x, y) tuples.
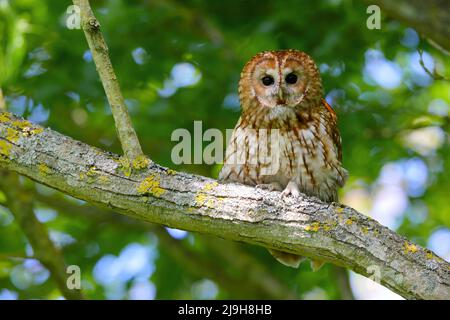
(0, 112), (448, 300)
(368, 0), (450, 51)
(0, 171), (84, 300)
(418, 49), (449, 81)
(332, 266), (354, 300)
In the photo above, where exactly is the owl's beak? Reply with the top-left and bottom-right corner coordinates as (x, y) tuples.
(277, 89), (286, 105)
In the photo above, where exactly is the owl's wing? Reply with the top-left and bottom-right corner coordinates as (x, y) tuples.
(321, 98), (342, 163)
(218, 117), (244, 183)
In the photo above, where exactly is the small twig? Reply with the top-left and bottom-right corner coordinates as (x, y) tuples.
(0, 252), (31, 260)
(418, 49), (450, 81)
(73, 0), (144, 160)
(426, 38), (450, 56)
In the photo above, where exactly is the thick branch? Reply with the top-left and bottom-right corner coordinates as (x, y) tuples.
(73, 0), (143, 159)
(368, 0), (450, 51)
(0, 112), (449, 300)
(36, 192), (298, 299)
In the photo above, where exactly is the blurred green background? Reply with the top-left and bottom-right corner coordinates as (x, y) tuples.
(0, 0), (449, 300)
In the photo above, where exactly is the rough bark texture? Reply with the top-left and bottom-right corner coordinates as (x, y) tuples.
(0, 112), (449, 300)
(36, 193), (299, 299)
(369, 0), (450, 52)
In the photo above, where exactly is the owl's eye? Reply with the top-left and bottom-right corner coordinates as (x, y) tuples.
(261, 75), (274, 86)
(285, 73), (298, 84)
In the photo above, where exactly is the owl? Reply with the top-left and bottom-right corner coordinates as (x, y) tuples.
(219, 50), (348, 269)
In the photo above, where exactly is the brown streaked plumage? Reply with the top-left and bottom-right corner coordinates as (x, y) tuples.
(219, 50), (348, 268)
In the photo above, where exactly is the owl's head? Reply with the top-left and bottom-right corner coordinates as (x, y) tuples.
(239, 50), (323, 113)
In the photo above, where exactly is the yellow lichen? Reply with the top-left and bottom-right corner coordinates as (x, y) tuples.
(98, 175), (110, 184)
(425, 251), (434, 260)
(404, 241), (418, 254)
(336, 207), (344, 214)
(345, 218), (354, 225)
(205, 199), (215, 208)
(167, 169), (177, 175)
(86, 166), (99, 177)
(0, 140), (12, 157)
(6, 128), (20, 143)
(216, 196), (225, 204)
(204, 182), (218, 191)
(80, 166), (111, 185)
(324, 220), (337, 231)
(8, 118), (44, 137)
(116, 157), (132, 177)
(361, 226), (369, 234)
(132, 155), (150, 170)
(25, 127), (44, 136)
(38, 163), (51, 175)
(194, 182), (220, 207)
(137, 175), (165, 197)
(116, 155), (151, 176)
(305, 222), (321, 232)
(12, 119), (32, 129)
(195, 193), (207, 205)
(0, 112), (11, 123)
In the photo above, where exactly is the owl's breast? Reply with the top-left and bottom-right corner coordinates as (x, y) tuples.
(219, 114), (347, 202)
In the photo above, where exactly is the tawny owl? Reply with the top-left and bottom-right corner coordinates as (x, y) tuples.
(219, 50), (348, 269)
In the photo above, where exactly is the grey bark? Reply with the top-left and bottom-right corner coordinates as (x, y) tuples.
(0, 112), (449, 300)
(73, 0), (144, 159)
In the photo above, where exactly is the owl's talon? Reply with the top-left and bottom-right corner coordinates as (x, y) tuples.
(281, 181), (301, 198)
(256, 182), (283, 192)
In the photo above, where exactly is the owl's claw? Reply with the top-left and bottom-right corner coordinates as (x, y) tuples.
(256, 182), (283, 192)
(281, 181), (300, 198)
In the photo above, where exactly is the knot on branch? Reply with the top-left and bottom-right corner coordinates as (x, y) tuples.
(88, 18), (100, 30)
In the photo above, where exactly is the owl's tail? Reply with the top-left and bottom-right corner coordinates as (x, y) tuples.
(268, 249), (324, 271)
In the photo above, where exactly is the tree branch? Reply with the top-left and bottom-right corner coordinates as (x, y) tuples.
(418, 49), (450, 81)
(155, 229), (297, 299)
(0, 91), (83, 299)
(332, 265), (354, 300)
(368, 0), (450, 51)
(36, 192), (298, 299)
(0, 112), (449, 300)
(72, 0), (143, 160)
(0, 171), (84, 300)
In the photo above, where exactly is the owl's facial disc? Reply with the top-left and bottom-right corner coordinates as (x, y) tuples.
(239, 50), (323, 118)
(251, 60), (310, 110)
